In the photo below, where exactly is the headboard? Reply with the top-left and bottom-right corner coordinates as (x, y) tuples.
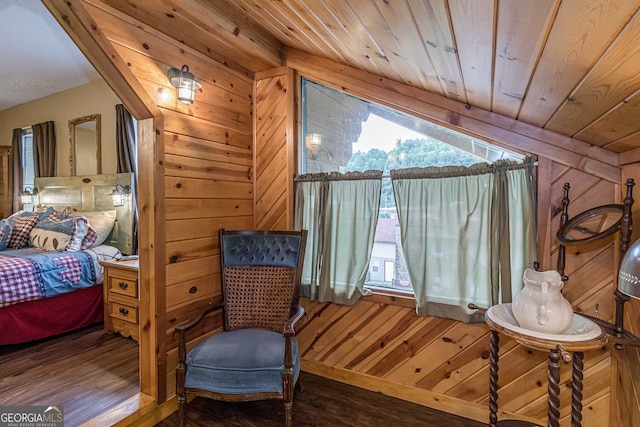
(34, 173), (135, 255)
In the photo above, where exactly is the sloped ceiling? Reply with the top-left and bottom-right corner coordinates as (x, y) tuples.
(13, 1), (640, 158)
(0, 0), (99, 112)
(93, 0), (640, 157)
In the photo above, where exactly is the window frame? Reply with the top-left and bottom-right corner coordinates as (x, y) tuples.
(296, 76), (529, 304)
(21, 128), (35, 211)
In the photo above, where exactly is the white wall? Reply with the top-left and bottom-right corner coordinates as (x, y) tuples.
(0, 79), (121, 176)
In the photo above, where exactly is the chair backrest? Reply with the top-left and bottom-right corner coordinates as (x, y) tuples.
(219, 229), (307, 332)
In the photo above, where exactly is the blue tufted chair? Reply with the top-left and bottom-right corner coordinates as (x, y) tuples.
(175, 229), (307, 427)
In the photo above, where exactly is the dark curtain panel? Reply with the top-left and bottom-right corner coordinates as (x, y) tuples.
(32, 121), (56, 178)
(10, 128), (23, 214)
(115, 104), (138, 254)
(116, 104), (137, 174)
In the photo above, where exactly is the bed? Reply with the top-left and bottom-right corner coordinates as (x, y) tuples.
(0, 173), (134, 345)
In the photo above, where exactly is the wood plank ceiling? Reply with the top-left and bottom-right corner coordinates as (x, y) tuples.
(103, 0), (640, 158)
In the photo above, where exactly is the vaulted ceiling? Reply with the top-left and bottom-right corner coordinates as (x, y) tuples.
(59, 1), (640, 157)
(0, 0), (99, 111)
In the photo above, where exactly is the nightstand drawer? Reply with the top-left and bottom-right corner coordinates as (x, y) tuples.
(108, 276), (138, 298)
(101, 258), (140, 341)
(109, 300), (139, 324)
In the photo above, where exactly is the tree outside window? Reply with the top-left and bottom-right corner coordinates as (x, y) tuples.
(301, 78), (523, 293)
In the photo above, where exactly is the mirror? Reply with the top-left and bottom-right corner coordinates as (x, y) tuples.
(556, 204), (624, 245)
(69, 114), (101, 176)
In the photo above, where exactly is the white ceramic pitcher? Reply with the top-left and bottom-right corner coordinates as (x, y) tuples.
(512, 269), (574, 334)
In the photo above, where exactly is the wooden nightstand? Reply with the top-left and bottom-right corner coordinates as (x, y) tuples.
(101, 258), (140, 342)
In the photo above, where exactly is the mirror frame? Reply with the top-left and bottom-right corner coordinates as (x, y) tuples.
(69, 114), (101, 176)
(556, 203), (625, 246)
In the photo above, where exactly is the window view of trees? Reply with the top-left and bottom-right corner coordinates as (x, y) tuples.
(301, 78), (522, 293)
(342, 137), (481, 210)
(344, 137), (481, 173)
(337, 134), (483, 290)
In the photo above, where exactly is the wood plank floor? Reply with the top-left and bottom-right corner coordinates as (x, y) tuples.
(1, 326), (486, 426)
(0, 324), (139, 427)
(156, 371), (486, 427)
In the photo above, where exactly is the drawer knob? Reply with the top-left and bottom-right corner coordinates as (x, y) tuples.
(119, 307), (129, 316)
(118, 281), (128, 290)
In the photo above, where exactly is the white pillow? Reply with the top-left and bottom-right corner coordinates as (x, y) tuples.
(72, 210), (117, 247)
(91, 244), (123, 262)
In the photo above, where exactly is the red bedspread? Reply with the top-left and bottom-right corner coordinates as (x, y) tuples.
(0, 284), (103, 345)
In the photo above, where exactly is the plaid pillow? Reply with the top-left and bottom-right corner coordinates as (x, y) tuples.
(6, 208), (54, 228)
(7, 214), (41, 249)
(0, 219), (10, 251)
(80, 225), (98, 250)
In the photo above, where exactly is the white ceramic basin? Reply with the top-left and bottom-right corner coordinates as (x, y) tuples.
(485, 303), (602, 342)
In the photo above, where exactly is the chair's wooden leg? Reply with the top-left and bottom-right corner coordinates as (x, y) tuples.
(177, 394), (187, 427)
(176, 360), (187, 427)
(283, 366), (294, 427)
(284, 401), (293, 427)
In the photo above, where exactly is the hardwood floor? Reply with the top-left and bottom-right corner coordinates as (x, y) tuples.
(0, 324), (139, 427)
(1, 326), (485, 426)
(156, 372), (486, 427)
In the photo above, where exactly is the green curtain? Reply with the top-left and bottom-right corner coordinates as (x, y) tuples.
(295, 171), (382, 305)
(494, 160), (538, 305)
(294, 179), (326, 296)
(391, 158), (537, 323)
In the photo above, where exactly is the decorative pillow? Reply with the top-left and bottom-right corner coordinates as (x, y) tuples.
(29, 212), (90, 252)
(80, 225), (98, 250)
(0, 219), (10, 251)
(6, 207), (54, 229)
(8, 214), (42, 249)
(72, 210), (117, 247)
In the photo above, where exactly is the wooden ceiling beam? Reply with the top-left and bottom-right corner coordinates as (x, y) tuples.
(95, 0), (283, 73)
(42, 0), (158, 120)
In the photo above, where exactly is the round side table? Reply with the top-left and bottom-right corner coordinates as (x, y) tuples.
(485, 304), (607, 427)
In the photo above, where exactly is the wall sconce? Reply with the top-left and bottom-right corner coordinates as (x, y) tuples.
(110, 184), (131, 207)
(167, 64), (202, 104)
(305, 133), (322, 147)
(21, 186), (38, 205)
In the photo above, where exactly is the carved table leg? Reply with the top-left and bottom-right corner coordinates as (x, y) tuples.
(489, 329), (500, 427)
(547, 348), (561, 427)
(571, 351), (584, 427)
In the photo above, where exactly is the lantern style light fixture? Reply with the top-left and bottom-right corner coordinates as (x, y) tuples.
(167, 64), (202, 104)
(110, 184), (132, 207)
(21, 186), (38, 205)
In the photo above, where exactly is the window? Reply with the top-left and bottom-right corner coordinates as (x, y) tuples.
(300, 78), (524, 294)
(21, 128), (34, 211)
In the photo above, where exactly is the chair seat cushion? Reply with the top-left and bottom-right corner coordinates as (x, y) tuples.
(185, 329), (300, 395)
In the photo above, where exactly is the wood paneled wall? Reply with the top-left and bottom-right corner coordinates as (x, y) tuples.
(73, 0), (255, 401)
(47, 1), (639, 424)
(254, 67), (297, 230)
